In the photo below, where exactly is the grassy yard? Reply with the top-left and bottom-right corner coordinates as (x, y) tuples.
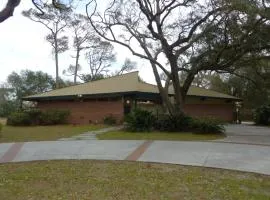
(0, 160), (269, 200)
(0, 125), (104, 143)
(0, 118), (7, 125)
(97, 131), (225, 141)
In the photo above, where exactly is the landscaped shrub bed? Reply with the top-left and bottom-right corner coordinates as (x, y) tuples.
(124, 109), (225, 134)
(124, 108), (156, 132)
(7, 109), (70, 126)
(154, 114), (194, 132)
(192, 117), (225, 134)
(253, 104), (270, 126)
(103, 114), (117, 125)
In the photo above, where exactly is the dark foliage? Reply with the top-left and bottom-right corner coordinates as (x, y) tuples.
(154, 114), (193, 132)
(7, 112), (32, 126)
(40, 110), (70, 125)
(7, 109), (70, 126)
(254, 105), (270, 126)
(0, 101), (19, 117)
(192, 117), (225, 134)
(103, 114), (117, 125)
(126, 109), (225, 134)
(124, 108), (156, 132)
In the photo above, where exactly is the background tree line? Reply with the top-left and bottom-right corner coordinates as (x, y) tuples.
(0, 0), (269, 120)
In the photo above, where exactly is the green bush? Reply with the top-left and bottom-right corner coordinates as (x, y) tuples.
(40, 110), (70, 125)
(253, 105), (270, 125)
(154, 114), (224, 134)
(103, 114), (117, 125)
(0, 101), (19, 117)
(124, 108), (156, 132)
(7, 109), (70, 126)
(154, 114), (193, 132)
(7, 112), (32, 126)
(192, 117), (225, 134)
(26, 109), (42, 125)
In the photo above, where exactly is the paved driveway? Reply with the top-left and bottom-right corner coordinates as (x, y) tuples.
(1, 140), (270, 175)
(221, 124), (270, 145)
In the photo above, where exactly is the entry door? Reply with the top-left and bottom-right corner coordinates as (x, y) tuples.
(123, 99), (132, 115)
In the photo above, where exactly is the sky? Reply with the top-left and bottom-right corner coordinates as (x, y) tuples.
(0, 0), (156, 84)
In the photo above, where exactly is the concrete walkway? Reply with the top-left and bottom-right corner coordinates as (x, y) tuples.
(1, 140), (270, 175)
(58, 126), (123, 141)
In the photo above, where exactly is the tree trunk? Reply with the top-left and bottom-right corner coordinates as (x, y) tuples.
(74, 47), (80, 84)
(150, 62), (174, 115)
(169, 56), (185, 115)
(54, 37), (59, 89)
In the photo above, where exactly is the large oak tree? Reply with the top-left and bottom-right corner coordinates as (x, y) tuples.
(87, 0), (270, 115)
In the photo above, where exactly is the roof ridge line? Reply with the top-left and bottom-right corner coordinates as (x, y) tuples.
(23, 71), (139, 98)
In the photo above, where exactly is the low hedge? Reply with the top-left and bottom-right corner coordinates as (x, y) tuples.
(192, 117), (225, 134)
(40, 110), (70, 125)
(7, 112), (32, 126)
(103, 114), (117, 125)
(7, 109), (70, 126)
(154, 114), (193, 132)
(125, 109), (225, 134)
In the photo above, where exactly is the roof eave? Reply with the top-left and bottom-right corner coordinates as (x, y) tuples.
(22, 91), (242, 102)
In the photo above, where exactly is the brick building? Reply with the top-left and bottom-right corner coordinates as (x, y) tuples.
(23, 72), (240, 124)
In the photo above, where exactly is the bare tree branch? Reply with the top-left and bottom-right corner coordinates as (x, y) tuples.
(0, 0), (20, 23)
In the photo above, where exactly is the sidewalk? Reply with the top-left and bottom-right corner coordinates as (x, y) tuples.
(1, 140), (270, 175)
(58, 126), (123, 141)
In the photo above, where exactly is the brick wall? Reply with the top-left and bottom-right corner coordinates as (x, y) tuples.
(37, 99), (124, 124)
(37, 97), (235, 124)
(184, 104), (234, 121)
(137, 98), (235, 122)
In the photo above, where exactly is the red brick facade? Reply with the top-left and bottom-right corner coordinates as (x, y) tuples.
(184, 104), (234, 121)
(37, 97), (234, 124)
(37, 99), (124, 124)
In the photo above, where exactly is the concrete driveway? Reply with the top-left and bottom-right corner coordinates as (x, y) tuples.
(221, 124), (270, 145)
(1, 140), (270, 175)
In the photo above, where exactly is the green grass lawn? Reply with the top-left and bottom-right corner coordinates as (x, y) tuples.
(97, 130), (225, 141)
(0, 160), (269, 200)
(0, 125), (104, 143)
(0, 118), (7, 125)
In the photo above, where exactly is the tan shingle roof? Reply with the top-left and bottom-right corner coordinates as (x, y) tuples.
(23, 71), (240, 100)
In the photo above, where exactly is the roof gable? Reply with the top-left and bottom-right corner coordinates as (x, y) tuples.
(24, 71), (240, 100)
(25, 71), (140, 99)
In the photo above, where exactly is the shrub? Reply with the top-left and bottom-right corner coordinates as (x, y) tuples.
(40, 110), (70, 125)
(124, 108), (156, 132)
(26, 109), (42, 125)
(253, 105), (270, 126)
(7, 109), (70, 126)
(192, 117), (225, 134)
(0, 101), (19, 117)
(7, 111), (32, 126)
(103, 114), (117, 125)
(154, 114), (193, 132)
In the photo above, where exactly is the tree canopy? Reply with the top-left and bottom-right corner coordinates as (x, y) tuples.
(1, 0), (270, 117)
(87, 0), (270, 115)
